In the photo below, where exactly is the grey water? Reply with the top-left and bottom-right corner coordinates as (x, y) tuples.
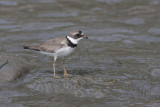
(1, 0), (160, 106)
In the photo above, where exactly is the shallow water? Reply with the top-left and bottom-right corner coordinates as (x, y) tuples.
(1, 0), (160, 106)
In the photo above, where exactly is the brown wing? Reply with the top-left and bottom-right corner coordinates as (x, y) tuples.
(39, 36), (67, 53)
(24, 36), (67, 53)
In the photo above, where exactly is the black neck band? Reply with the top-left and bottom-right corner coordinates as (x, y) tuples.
(66, 36), (77, 48)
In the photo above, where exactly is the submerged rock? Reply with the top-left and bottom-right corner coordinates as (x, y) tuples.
(151, 87), (160, 98)
(26, 76), (106, 98)
(0, 55), (34, 83)
(151, 69), (160, 78)
(126, 102), (160, 107)
(27, 77), (87, 97)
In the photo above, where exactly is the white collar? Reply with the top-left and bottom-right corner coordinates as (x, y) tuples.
(66, 35), (82, 44)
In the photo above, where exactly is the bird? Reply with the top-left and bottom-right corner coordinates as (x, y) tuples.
(23, 30), (88, 78)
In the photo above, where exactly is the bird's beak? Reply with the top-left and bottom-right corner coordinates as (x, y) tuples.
(82, 35), (88, 39)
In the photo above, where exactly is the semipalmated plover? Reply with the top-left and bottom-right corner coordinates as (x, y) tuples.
(23, 30), (88, 78)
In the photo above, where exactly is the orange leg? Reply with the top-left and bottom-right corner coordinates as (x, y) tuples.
(53, 63), (56, 78)
(53, 57), (60, 79)
(63, 61), (68, 78)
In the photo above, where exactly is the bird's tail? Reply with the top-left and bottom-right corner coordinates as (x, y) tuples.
(23, 45), (40, 51)
(23, 45), (30, 49)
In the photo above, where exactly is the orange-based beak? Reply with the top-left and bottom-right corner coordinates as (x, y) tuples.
(82, 35), (88, 39)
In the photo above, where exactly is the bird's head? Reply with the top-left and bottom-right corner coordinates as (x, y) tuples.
(67, 30), (88, 44)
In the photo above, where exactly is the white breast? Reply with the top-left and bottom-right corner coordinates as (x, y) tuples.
(40, 46), (75, 58)
(55, 46), (75, 57)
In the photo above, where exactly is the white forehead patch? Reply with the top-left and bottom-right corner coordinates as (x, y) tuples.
(73, 32), (78, 35)
(67, 35), (82, 44)
(72, 31), (84, 35)
(81, 32), (84, 35)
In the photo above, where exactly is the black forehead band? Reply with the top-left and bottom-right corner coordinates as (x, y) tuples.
(79, 30), (82, 34)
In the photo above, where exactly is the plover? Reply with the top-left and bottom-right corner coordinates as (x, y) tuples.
(23, 30), (88, 78)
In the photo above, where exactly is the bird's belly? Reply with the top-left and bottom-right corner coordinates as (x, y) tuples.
(56, 47), (75, 57)
(40, 51), (56, 57)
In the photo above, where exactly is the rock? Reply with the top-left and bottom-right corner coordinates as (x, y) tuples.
(26, 76), (107, 98)
(87, 89), (105, 98)
(126, 102), (160, 107)
(151, 69), (160, 78)
(76, 77), (96, 87)
(26, 77), (88, 97)
(0, 55), (34, 83)
(151, 87), (160, 98)
(147, 103), (160, 107)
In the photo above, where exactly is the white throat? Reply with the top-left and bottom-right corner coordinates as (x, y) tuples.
(67, 35), (82, 44)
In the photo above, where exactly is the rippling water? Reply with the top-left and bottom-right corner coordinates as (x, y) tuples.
(1, 0), (160, 106)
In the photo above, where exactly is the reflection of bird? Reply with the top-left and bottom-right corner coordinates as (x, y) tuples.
(23, 30), (88, 78)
